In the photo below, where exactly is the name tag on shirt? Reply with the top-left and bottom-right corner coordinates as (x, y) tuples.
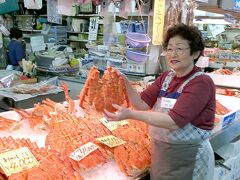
(160, 97), (177, 109)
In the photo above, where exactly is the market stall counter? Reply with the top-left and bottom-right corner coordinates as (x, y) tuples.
(0, 88), (65, 110)
(0, 99), (151, 179)
(0, 98), (239, 180)
(0, 70), (65, 111)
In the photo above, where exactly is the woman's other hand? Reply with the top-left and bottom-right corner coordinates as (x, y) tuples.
(103, 104), (132, 121)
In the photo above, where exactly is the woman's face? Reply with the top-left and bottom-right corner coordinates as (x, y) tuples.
(165, 36), (198, 76)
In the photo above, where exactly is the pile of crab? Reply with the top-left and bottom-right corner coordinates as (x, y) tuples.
(0, 66), (151, 179)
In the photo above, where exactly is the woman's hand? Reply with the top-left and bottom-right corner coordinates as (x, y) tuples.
(115, 69), (131, 86)
(103, 104), (132, 121)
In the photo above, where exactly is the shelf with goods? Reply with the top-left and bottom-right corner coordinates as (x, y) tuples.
(80, 12), (157, 76)
(16, 14), (47, 34)
(66, 13), (104, 49)
(204, 49), (240, 69)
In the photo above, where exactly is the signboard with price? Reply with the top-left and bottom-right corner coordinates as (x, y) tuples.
(0, 147), (39, 176)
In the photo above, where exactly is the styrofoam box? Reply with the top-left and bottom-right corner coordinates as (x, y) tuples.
(136, 64), (145, 73)
(218, 51), (231, 59)
(213, 166), (230, 180)
(216, 138), (240, 160)
(233, 154), (240, 179)
(230, 53), (240, 60)
(213, 95), (240, 132)
(206, 73), (240, 88)
(213, 157), (237, 180)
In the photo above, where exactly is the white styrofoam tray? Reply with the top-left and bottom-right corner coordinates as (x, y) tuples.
(206, 73), (240, 88)
(213, 95), (240, 132)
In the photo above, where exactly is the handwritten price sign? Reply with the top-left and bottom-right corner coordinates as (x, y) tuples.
(70, 142), (98, 161)
(96, 135), (126, 148)
(0, 147), (39, 176)
(100, 118), (128, 131)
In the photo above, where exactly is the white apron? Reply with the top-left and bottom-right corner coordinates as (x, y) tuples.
(150, 70), (214, 180)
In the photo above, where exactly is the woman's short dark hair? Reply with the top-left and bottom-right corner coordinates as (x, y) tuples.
(9, 27), (23, 39)
(163, 24), (204, 63)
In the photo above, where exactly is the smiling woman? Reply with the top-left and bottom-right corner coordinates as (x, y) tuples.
(104, 24), (216, 180)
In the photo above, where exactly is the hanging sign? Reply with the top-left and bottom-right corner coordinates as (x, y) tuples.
(100, 118), (128, 131)
(96, 135), (126, 148)
(47, 0), (62, 24)
(233, 0), (240, 10)
(70, 142), (98, 161)
(0, 147), (39, 176)
(152, 0), (165, 45)
(88, 17), (99, 41)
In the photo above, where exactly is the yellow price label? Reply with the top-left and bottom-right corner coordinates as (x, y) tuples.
(152, 0), (166, 45)
(0, 147), (39, 176)
(96, 135), (126, 148)
(112, 120), (128, 126)
(100, 118), (128, 131)
(70, 142), (98, 161)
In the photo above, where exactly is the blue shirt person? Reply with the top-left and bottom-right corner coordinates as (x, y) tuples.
(7, 27), (25, 71)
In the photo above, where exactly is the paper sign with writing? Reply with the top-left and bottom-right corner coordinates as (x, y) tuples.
(152, 0), (165, 45)
(112, 120), (129, 127)
(88, 17), (99, 41)
(0, 147), (39, 176)
(96, 135), (126, 148)
(70, 142), (98, 161)
(100, 117), (116, 131)
(100, 118), (128, 131)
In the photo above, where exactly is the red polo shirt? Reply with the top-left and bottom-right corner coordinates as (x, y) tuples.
(141, 66), (216, 130)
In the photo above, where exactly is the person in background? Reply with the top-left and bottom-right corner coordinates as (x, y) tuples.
(7, 27), (25, 71)
(104, 24), (216, 180)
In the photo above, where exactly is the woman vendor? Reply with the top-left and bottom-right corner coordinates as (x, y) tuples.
(104, 24), (216, 180)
